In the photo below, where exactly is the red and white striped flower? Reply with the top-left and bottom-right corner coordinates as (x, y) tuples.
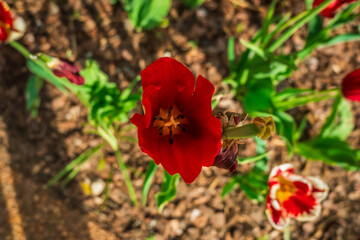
(266, 164), (328, 230)
(0, 0), (25, 43)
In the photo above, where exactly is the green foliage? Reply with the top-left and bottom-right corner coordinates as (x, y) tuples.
(142, 161), (158, 206)
(46, 144), (105, 188)
(26, 75), (43, 117)
(222, 138), (269, 201)
(79, 61), (141, 128)
(296, 137), (360, 170)
(122, 0), (172, 31)
(319, 95), (353, 141)
(27, 56), (68, 93)
(183, 0), (205, 8)
(156, 171), (180, 211)
(296, 94), (360, 170)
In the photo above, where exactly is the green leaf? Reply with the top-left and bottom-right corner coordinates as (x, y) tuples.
(183, 0), (205, 9)
(155, 171), (180, 211)
(47, 143), (105, 188)
(294, 116), (308, 142)
(243, 84), (274, 113)
(240, 39), (267, 61)
(296, 137), (360, 170)
(319, 94), (353, 140)
(25, 75), (43, 118)
(274, 111), (296, 153)
(228, 36), (236, 74)
(268, 0), (335, 52)
(307, 15), (323, 42)
(238, 169), (268, 202)
(273, 88), (338, 111)
(221, 176), (238, 198)
(320, 33), (360, 48)
(260, 0), (277, 43)
(124, 0), (172, 30)
(142, 161), (158, 206)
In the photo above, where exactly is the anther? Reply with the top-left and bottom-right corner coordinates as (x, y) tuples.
(154, 116), (163, 120)
(177, 115), (184, 119)
(168, 106), (173, 115)
(181, 126), (186, 132)
(159, 128), (163, 136)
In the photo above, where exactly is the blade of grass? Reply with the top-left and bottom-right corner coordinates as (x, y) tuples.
(115, 149), (138, 206)
(268, 0), (334, 52)
(46, 143), (105, 188)
(142, 161), (158, 206)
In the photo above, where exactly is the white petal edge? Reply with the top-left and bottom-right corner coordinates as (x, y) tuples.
(306, 176), (329, 202)
(265, 208), (289, 231)
(269, 163), (294, 179)
(295, 204), (321, 222)
(7, 16), (26, 42)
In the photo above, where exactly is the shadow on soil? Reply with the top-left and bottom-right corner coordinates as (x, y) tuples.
(0, 46), (92, 240)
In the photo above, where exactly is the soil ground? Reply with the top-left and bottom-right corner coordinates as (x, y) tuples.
(1, 0), (360, 239)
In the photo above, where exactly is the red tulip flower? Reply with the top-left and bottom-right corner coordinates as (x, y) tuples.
(47, 58), (85, 85)
(341, 68), (360, 102)
(0, 0), (25, 42)
(130, 57), (222, 183)
(266, 164), (328, 230)
(313, 0), (357, 18)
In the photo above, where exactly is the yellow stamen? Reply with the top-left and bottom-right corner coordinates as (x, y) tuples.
(153, 106), (188, 143)
(275, 175), (297, 202)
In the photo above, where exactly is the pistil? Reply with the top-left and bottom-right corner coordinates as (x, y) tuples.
(153, 106), (188, 144)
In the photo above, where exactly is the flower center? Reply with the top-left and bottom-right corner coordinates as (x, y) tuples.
(153, 106), (188, 144)
(275, 175), (297, 202)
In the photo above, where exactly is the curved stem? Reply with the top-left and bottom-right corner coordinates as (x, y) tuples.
(284, 224), (291, 240)
(115, 149), (138, 206)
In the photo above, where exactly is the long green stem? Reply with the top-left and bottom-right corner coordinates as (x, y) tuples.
(224, 123), (260, 139)
(8, 41), (31, 58)
(115, 149), (138, 206)
(284, 224), (291, 240)
(269, 0), (334, 52)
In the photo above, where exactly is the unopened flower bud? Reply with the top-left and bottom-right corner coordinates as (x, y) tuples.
(46, 57), (85, 85)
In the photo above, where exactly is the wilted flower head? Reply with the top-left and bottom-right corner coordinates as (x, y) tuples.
(341, 68), (360, 102)
(130, 57), (222, 183)
(313, 0), (357, 18)
(253, 116), (276, 140)
(266, 164), (328, 230)
(213, 112), (242, 172)
(0, 0), (25, 43)
(47, 58), (85, 85)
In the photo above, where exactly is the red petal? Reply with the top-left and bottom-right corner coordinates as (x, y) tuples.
(341, 68), (360, 102)
(0, 26), (7, 41)
(266, 195), (287, 230)
(178, 75), (215, 120)
(141, 57), (195, 110)
(130, 113), (161, 162)
(313, 0), (357, 18)
(282, 194), (317, 217)
(0, 2), (13, 26)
